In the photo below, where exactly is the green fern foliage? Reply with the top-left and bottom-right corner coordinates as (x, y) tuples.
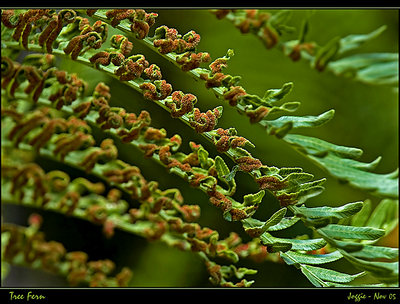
(1, 8), (398, 288)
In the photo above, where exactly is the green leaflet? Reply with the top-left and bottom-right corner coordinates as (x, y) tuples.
(215, 156), (236, 194)
(351, 200), (372, 227)
(301, 265), (365, 285)
(281, 250), (343, 265)
(328, 53), (398, 86)
(261, 166), (326, 205)
(297, 12), (311, 44)
(293, 201), (363, 220)
(338, 25), (387, 55)
(351, 199), (398, 240)
(240, 82), (294, 108)
(264, 241), (293, 253)
(267, 101), (301, 115)
(366, 199), (399, 232)
(283, 133), (362, 158)
(311, 200), (399, 286)
(262, 82), (293, 104)
(312, 36), (341, 71)
(333, 156), (382, 172)
(260, 233), (326, 251)
(350, 244), (399, 260)
(330, 52), (398, 73)
(273, 167), (303, 177)
(267, 216), (300, 231)
(299, 266), (334, 287)
(261, 109), (335, 133)
(280, 172), (320, 194)
(319, 224), (385, 241)
(311, 154), (398, 198)
(242, 207), (287, 237)
(317, 227), (398, 258)
(316, 233), (365, 253)
(339, 250), (399, 281)
(243, 190), (265, 207)
(283, 172), (315, 185)
(223, 190), (265, 221)
(197, 146), (213, 169)
(283, 134), (399, 198)
(356, 60), (398, 86)
(277, 179), (326, 205)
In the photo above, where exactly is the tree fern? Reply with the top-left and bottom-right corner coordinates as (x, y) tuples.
(1, 8), (398, 288)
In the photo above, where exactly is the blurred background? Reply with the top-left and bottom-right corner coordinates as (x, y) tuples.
(2, 9), (398, 287)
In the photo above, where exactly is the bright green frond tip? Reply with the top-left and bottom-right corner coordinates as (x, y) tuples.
(284, 134), (399, 198)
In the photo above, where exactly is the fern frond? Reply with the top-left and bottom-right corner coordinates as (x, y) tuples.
(2, 218), (133, 287)
(212, 9), (399, 86)
(288, 199), (399, 286)
(1, 8), (398, 288)
(78, 9), (398, 198)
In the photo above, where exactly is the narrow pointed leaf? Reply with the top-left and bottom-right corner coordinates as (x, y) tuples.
(329, 53), (398, 85)
(215, 156), (230, 179)
(263, 207), (287, 228)
(356, 60), (398, 85)
(351, 199), (372, 227)
(301, 264), (366, 283)
(351, 245), (399, 260)
(263, 82), (294, 104)
(366, 199), (398, 231)
(284, 133), (362, 159)
(284, 134), (398, 198)
(338, 25), (387, 55)
(340, 250), (399, 277)
(317, 229), (365, 252)
(283, 172), (315, 185)
(293, 201), (363, 220)
(299, 266), (330, 287)
(319, 224), (385, 240)
(267, 216), (301, 231)
(242, 207), (286, 237)
(298, 17), (309, 44)
(260, 233), (326, 251)
(277, 167), (304, 177)
(243, 190), (265, 206)
(258, 234), (292, 253)
(214, 156), (236, 194)
(197, 146), (211, 169)
(308, 154), (399, 198)
(313, 36), (341, 70)
(268, 101), (301, 115)
(262, 109), (335, 130)
(281, 250), (343, 265)
(265, 242), (293, 253)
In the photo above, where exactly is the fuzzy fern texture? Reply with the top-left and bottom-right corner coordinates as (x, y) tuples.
(1, 9), (398, 287)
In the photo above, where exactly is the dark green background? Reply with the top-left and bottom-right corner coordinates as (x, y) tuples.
(3, 9), (398, 287)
